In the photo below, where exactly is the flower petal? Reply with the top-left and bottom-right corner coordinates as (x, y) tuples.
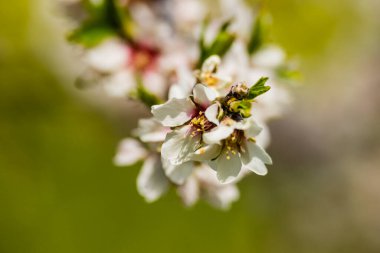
(151, 98), (195, 127)
(256, 122), (271, 148)
(243, 119), (263, 139)
(247, 141), (272, 164)
(133, 118), (169, 143)
(241, 141), (272, 176)
(204, 184), (240, 210)
(161, 126), (201, 165)
(137, 156), (169, 202)
(168, 84), (187, 99)
(104, 70), (135, 97)
(163, 161), (194, 185)
(243, 157), (268, 176)
(177, 175), (200, 207)
(142, 72), (167, 98)
(113, 138), (147, 166)
(252, 46), (285, 68)
(192, 144), (222, 161)
(84, 39), (128, 73)
(203, 125), (234, 145)
(193, 84), (217, 107)
(168, 66), (195, 99)
(202, 55), (221, 73)
(205, 103), (220, 125)
(193, 163), (218, 183)
(216, 152), (242, 184)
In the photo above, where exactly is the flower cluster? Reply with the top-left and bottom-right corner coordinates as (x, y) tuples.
(63, 0), (298, 209)
(114, 57), (276, 209)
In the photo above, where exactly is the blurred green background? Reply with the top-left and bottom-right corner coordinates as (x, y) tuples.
(1, 0), (380, 252)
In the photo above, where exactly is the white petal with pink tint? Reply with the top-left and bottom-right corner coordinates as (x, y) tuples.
(137, 156), (169, 202)
(163, 161), (194, 185)
(193, 84), (217, 107)
(103, 70), (135, 97)
(203, 125), (234, 145)
(161, 126), (200, 165)
(114, 138), (147, 166)
(177, 175), (200, 207)
(151, 98), (195, 127)
(84, 39), (128, 73)
(133, 118), (169, 143)
(205, 103), (220, 125)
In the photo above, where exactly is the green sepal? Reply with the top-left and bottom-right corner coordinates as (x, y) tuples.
(130, 76), (163, 108)
(247, 77), (270, 99)
(229, 100), (252, 118)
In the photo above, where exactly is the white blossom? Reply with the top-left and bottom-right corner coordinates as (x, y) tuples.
(204, 118), (272, 183)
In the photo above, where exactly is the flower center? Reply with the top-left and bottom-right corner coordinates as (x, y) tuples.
(200, 72), (219, 87)
(224, 130), (244, 160)
(189, 111), (215, 136)
(129, 43), (160, 72)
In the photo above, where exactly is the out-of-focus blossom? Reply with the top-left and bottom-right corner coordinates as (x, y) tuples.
(114, 138), (147, 166)
(114, 137), (169, 202)
(178, 165), (240, 210)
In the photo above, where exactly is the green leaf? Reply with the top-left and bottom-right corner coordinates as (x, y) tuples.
(68, 0), (135, 47)
(83, 0), (106, 16)
(198, 18), (209, 62)
(68, 23), (116, 48)
(103, 0), (134, 41)
(277, 66), (302, 81)
(247, 77), (270, 99)
(207, 32), (236, 59)
(197, 19), (236, 68)
(247, 12), (271, 55)
(220, 19), (233, 32)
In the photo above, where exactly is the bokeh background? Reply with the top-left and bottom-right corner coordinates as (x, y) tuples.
(1, 0), (380, 252)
